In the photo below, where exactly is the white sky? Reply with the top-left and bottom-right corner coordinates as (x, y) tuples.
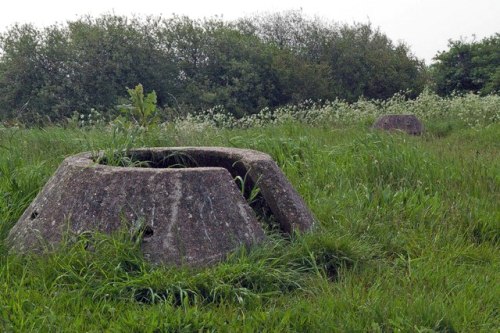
(0, 0), (499, 64)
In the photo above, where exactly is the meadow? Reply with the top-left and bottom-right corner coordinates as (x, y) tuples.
(0, 91), (499, 332)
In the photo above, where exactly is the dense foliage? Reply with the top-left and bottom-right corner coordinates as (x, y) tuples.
(0, 12), (426, 124)
(431, 33), (500, 96)
(1, 95), (499, 331)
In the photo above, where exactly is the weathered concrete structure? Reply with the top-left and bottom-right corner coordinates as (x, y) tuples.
(373, 114), (423, 135)
(8, 147), (315, 266)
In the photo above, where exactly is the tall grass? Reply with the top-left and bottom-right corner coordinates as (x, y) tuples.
(0, 93), (499, 331)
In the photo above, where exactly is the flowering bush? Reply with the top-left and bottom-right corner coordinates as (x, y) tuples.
(62, 90), (498, 133)
(70, 108), (106, 128)
(171, 90), (499, 131)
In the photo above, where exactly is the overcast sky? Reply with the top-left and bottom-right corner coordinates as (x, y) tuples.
(0, 0), (499, 64)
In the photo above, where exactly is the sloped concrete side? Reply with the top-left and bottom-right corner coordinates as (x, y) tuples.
(127, 147), (317, 234)
(8, 157), (265, 266)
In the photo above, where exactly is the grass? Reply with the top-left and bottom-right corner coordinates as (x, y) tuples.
(0, 110), (499, 331)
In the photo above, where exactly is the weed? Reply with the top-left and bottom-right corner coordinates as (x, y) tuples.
(117, 84), (160, 129)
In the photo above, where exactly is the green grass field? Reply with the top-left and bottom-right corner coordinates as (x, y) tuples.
(1, 96), (499, 331)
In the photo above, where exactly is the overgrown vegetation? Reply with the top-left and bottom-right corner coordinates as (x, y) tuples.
(172, 88), (500, 131)
(0, 11), (426, 124)
(431, 33), (500, 96)
(0, 94), (498, 331)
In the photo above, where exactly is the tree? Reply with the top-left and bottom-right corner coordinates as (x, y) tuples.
(0, 13), (428, 124)
(431, 34), (500, 95)
(0, 16), (180, 123)
(0, 24), (46, 122)
(327, 23), (425, 101)
(237, 13), (426, 102)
